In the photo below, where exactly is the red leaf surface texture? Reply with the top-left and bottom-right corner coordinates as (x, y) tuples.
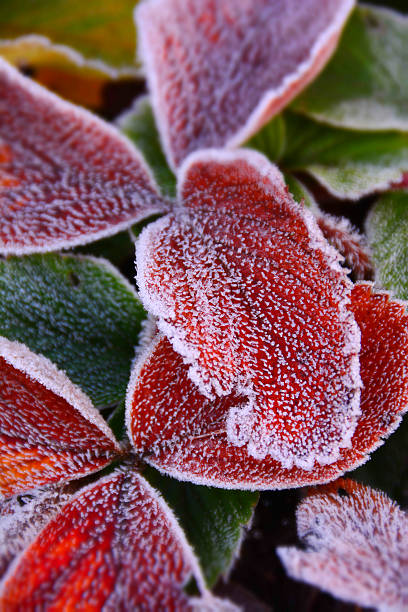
(0, 467), (213, 610)
(278, 479), (408, 611)
(137, 0), (355, 167)
(0, 58), (168, 255)
(0, 337), (120, 498)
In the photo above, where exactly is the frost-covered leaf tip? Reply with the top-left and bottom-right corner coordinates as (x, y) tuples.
(137, 0), (355, 168)
(278, 479), (408, 611)
(0, 337), (120, 498)
(0, 57), (168, 255)
(0, 466), (232, 610)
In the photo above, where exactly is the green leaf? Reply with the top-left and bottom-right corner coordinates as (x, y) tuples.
(117, 97), (177, 198)
(366, 191), (408, 299)
(283, 173), (318, 212)
(144, 467), (258, 587)
(292, 6), (408, 131)
(0, 254), (145, 408)
(247, 114), (286, 164)
(0, 0), (140, 71)
(250, 111), (408, 199)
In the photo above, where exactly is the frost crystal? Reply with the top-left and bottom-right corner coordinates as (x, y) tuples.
(0, 57), (168, 254)
(137, 0), (355, 167)
(136, 150), (361, 469)
(278, 479), (408, 611)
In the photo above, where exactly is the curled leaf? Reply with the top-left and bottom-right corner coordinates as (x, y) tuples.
(128, 283), (408, 489)
(137, 0), (355, 168)
(136, 150), (361, 470)
(278, 479), (408, 611)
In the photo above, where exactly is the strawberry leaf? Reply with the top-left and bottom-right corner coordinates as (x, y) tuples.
(251, 111), (408, 199)
(292, 6), (408, 131)
(0, 467), (218, 609)
(0, 58), (168, 254)
(128, 283), (408, 489)
(144, 466), (258, 587)
(136, 150), (361, 470)
(0, 0), (140, 72)
(0, 337), (120, 497)
(0, 254), (145, 408)
(137, 0), (354, 168)
(366, 191), (408, 300)
(278, 479), (408, 611)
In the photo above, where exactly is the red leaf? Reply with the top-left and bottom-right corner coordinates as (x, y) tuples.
(136, 150), (361, 470)
(278, 478), (408, 610)
(0, 468), (210, 610)
(0, 338), (120, 497)
(137, 0), (354, 168)
(127, 283), (408, 489)
(0, 58), (168, 255)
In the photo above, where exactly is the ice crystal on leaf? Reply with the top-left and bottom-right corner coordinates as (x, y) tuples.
(0, 467), (224, 610)
(0, 337), (121, 498)
(278, 479), (408, 611)
(128, 282), (408, 488)
(0, 57), (168, 255)
(136, 150), (363, 470)
(137, 0), (355, 169)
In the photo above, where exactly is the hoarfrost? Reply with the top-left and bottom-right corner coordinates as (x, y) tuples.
(278, 479), (408, 611)
(136, 150), (361, 470)
(0, 57), (168, 255)
(137, 0), (354, 168)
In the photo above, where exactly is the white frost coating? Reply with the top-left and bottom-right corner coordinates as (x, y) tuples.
(0, 34), (141, 78)
(125, 334), (163, 442)
(0, 485), (71, 578)
(134, 470), (208, 596)
(176, 148), (288, 203)
(227, 0), (356, 149)
(0, 336), (119, 450)
(0, 57), (169, 254)
(137, 0), (355, 169)
(137, 148), (363, 469)
(278, 482), (408, 611)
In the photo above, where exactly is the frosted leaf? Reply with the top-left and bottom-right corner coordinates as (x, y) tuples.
(251, 111), (408, 201)
(136, 149), (361, 470)
(0, 337), (120, 498)
(0, 486), (71, 579)
(128, 283), (408, 489)
(136, 0), (355, 168)
(0, 467), (215, 610)
(278, 479), (408, 611)
(292, 6), (408, 132)
(316, 213), (373, 280)
(0, 57), (168, 255)
(0, 253), (147, 408)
